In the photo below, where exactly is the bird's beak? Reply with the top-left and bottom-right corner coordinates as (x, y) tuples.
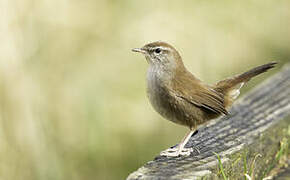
(132, 48), (146, 54)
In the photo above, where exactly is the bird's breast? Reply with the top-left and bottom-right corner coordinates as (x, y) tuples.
(146, 67), (187, 125)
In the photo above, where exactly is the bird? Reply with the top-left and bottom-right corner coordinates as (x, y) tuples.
(132, 41), (276, 157)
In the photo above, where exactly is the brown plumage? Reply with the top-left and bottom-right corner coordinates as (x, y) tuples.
(132, 41), (277, 157)
(215, 62), (277, 107)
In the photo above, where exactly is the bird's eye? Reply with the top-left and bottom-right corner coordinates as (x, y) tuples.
(154, 48), (161, 54)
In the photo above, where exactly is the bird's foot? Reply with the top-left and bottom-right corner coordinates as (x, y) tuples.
(160, 147), (193, 157)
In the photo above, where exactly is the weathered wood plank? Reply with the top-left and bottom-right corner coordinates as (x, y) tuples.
(127, 64), (290, 180)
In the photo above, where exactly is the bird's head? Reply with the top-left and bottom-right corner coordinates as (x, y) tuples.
(132, 41), (185, 71)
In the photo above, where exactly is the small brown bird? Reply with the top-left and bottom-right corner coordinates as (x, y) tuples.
(132, 41), (276, 157)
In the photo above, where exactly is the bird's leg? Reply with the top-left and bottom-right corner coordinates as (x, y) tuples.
(160, 128), (197, 157)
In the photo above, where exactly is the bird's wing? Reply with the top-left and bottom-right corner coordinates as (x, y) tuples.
(172, 74), (228, 115)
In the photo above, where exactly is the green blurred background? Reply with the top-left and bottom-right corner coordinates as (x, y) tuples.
(0, 0), (289, 179)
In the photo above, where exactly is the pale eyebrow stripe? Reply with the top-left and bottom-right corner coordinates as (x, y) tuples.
(149, 46), (170, 51)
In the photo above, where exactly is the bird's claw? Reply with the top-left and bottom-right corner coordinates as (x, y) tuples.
(160, 147), (193, 157)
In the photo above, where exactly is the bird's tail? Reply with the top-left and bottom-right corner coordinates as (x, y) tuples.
(214, 62), (277, 107)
